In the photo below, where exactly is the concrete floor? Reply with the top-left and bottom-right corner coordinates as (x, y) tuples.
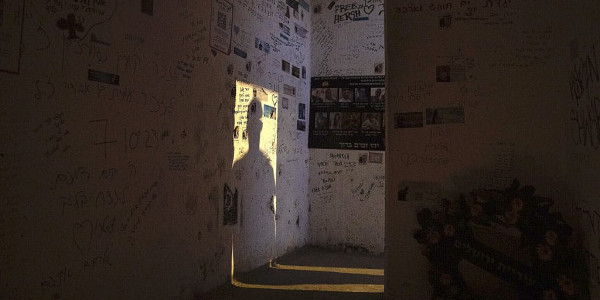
(198, 246), (384, 300)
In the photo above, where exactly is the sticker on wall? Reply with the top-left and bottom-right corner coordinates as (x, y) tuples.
(210, 0), (233, 55)
(439, 14), (452, 28)
(283, 84), (296, 96)
(233, 47), (247, 58)
(369, 152), (383, 164)
(282, 97), (289, 109)
(141, 0), (153, 16)
(255, 37), (271, 54)
(88, 69), (120, 85)
(328, 1), (336, 10)
(292, 66), (300, 78)
(0, 0), (24, 74)
(298, 103), (306, 120)
(425, 107), (465, 125)
(294, 24), (308, 38)
(279, 23), (290, 36)
(436, 65), (466, 82)
(223, 184), (238, 225)
(394, 112), (423, 128)
(297, 120), (306, 131)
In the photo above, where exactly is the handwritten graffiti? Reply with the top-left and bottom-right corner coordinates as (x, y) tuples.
(569, 44), (600, 149)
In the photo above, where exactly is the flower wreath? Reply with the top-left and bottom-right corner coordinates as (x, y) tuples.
(413, 179), (590, 299)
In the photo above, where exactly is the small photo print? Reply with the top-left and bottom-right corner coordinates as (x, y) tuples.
(314, 112), (329, 130)
(302, 66), (306, 79)
(292, 66), (300, 78)
(354, 87), (369, 103)
(298, 103), (306, 120)
(297, 120), (306, 131)
(338, 88), (354, 103)
(330, 112), (360, 130)
(282, 97), (289, 109)
(311, 88), (338, 102)
(263, 104), (277, 120)
(370, 87), (385, 102)
(369, 152), (383, 164)
(361, 113), (382, 131)
(282, 60), (291, 72)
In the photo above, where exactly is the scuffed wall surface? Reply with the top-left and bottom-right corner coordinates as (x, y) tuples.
(565, 2), (600, 298)
(308, 0), (385, 253)
(385, 0), (598, 299)
(0, 0), (310, 298)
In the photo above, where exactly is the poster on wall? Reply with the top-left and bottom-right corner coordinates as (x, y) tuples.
(210, 0), (233, 55)
(0, 0), (24, 74)
(309, 76), (385, 150)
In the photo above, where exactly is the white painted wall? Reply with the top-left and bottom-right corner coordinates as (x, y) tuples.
(0, 0), (310, 298)
(309, 0), (385, 253)
(385, 0), (599, 299)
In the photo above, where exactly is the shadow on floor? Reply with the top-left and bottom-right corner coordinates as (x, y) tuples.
(198, 246), (384, 300)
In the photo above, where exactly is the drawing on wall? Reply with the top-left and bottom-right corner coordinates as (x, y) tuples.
(210, 0), (233, 55)
(223, 184), (238, 225)
(309, 76), (385, 150)
(0, 0), (24, 74)
(57, 13), (84, 39)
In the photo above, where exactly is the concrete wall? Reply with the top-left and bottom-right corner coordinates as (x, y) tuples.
(308, 0), (385, 253)
(0, 0), (310, 298)
(385, 0), (599, 298)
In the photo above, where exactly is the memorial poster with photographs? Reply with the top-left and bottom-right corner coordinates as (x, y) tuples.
(309, 76), (385, 150)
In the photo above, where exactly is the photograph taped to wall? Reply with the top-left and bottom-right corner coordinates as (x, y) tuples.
(394, 112), (424, 128)
(309, 76), (385, 150)
(264, 104), (277, 120)
(0, 0), (24, 73)
(426, 107), (465, 125)
(298, 103), (306, 120)
(210, 0), (233, 54)
(297, 120), (306, 131)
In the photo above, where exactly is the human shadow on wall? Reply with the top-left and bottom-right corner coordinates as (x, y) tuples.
(232, 97), (276, 272)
